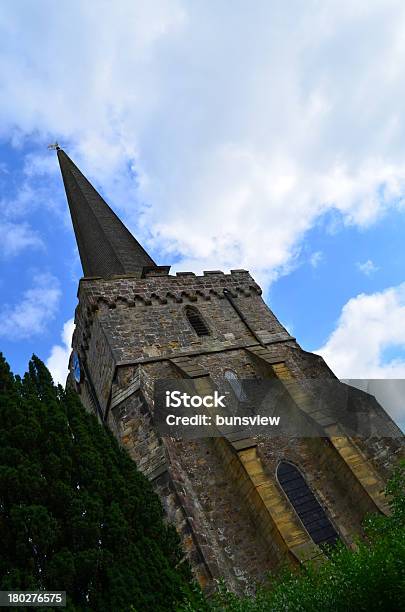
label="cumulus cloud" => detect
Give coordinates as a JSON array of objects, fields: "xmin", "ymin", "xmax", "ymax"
[
  {"xmin": 357, "ymin": 259, "xmax": 379, "ymax": 276},
  {"xmin": 46, "ymin": 318, "xmax": 74, "ymax": 386},
  {"xmin": 0, "ymin": 273, "xmax": 61, "ymax": 339},
  {"xmin": 315, "ymin": 283, "xmax": 405, "ymax": 378},
  {"xmin": 1, "ymin": 1, "xmax": 405, "ymax": 286},
  {"xmin": 315, "ymin": 284, "xmax": 405, "ymax": 427}
]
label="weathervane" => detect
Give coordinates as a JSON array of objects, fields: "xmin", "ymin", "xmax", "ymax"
[{"xmin": 47, "ymin": 142, "xmax": 60, "ymax": 151}]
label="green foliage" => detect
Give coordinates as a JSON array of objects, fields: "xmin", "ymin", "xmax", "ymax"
[
  {"xmin": 2, "ymin": 351, "xmax": 403, "ymax": 611},
  {"xmin": 182, "ymin": 461, "xmax": 405, "ymax": 612},
  {"xmin": 0, "ymin": 353, "xmax": 194, "ymax": 611}
]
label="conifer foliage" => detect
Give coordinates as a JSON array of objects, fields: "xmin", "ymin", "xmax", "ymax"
[{"xmin": 0, "ymin": 353, "xmax": 193, "ymax": 611}]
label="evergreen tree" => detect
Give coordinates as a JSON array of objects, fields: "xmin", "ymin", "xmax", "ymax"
[{"xmin": 0, "ymin": 353, "xmax": 193, "ymax": 611}]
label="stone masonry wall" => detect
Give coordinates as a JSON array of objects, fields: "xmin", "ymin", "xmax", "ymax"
[{"xmin": 70, "ymin": 269, "xmax": 404, "ymax": 592}]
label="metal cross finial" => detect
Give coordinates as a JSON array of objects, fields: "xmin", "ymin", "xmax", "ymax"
[{"xmin": 47, "ymin": 142, "xmax": 60, "ymax": 151}]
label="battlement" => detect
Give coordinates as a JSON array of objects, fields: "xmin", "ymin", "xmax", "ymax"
[
  {"xmin": 76, "ymin": 269, "xmax": 261, "ymax": 312},
  {"xmin": 71, "ymin": 266, "xmax": 289, "ymax": 382}
]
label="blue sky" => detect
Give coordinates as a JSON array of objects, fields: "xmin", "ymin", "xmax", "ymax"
[{"xmin": 1, "ymin": 1, "xmax": 405, "ymax": 429}]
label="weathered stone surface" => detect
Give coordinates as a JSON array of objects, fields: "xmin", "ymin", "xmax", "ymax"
[
  {"xmin": 60, "ymin": 150, "xmax": 404, "ymax": 593},
  {"xmin": 70, "ymin": 269, "xmax": 404, "ymax": 593}
]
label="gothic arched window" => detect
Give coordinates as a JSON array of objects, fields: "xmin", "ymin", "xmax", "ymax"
[
  {"xmin": 224, "ymin": 370, "xmax": 247, "ymax": 401},
  {"xmin": 277, "ymin": 461, "xmax": 339, "ymax": 546},
  {"xmin": 185, "ymin": 306, "xmax": 210, "ymax": 336}
]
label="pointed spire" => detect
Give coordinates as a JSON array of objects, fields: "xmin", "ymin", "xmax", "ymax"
[{"xmin": 57, "ymin": 149, "xmax": 161, "ymax": 279}]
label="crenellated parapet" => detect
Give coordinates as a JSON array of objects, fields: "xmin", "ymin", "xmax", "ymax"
[{"xmin": 72, "ymin": 269, "xmax": 271, "ymax": 359}]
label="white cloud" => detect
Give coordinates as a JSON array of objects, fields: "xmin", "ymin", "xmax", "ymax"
[
  {"xmin": 1, "ymin": 167, "xmax": 65, "ymax": 224},
  {"xmin": 1, "ymin": 2, "xmax": 405, "ymax": 285},
  {"xmin": 310, "ymin": 251, "xmax": 323, "ymax": 268},
  {"xmin": 0, "ymin": 273, "xmax": 61, "ymax": 339},
  {"xmin": 316, "ymin": 283, "xmax": 405, "ymax": 378},
  {"xmin": 46, "ymin": 318, "xmax": 74, "ymax": 386},
  {"xmin": 0, "ymin": 221, "xmax": 44, "ymax": 257},
  {"xmin": 357, "ymin": 259, "xmax": 379, "ymax": 276},
  {"xmin": 315, "ymin": 284, "xmax": 405, "ymax": 426}
]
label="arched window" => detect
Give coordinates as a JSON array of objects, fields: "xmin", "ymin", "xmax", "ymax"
[
  {"xmin": 277, "ymin": 462, "xmax": 339, "ymax": 546},
  {"xmin": 185, "ymin": 306, "xmax": 210, "ymax": 336},
  {"xmin": 224, "ymin": 370, "xmax": 247, "ymax": 401}
]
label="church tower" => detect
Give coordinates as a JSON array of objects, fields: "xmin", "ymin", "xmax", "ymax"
[{"xmin": 58, "ymin": 149, "xmax": 403, "ymax": 592}]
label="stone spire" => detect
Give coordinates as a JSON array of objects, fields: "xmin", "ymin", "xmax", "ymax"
[{"xmin": 57, "ymin": 148, "xmax": 159, "ymax": 278}]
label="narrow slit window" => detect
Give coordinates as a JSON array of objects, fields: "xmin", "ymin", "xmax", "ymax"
[
  {"xmin": 185, "ymin": 306, "xmax": 210, "ymax": 336},
  {"xmin": 224, "ymin": 370, "xmax": 248, "ymax": 401},
  {"xmin": 277, "ymin": 461, "xmax": 339, "ymax": 547}
]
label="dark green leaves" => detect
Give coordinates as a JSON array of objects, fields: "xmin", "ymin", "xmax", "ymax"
[{"xmin": 0, "ymin": 355, "xmax": 193, "ymax": 611}]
